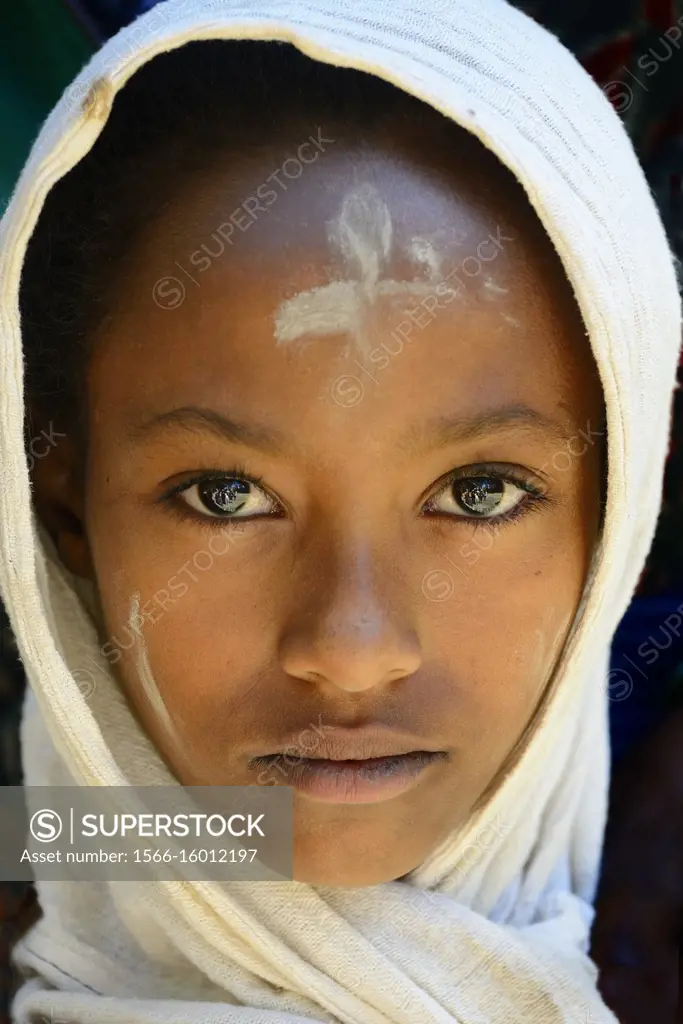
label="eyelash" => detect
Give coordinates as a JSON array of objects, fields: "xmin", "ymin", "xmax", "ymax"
[
  {"xmin": 159, "ymin": 462, "xmax": 551, "ymax": 532},
  {"xmin": 159, "ymin": 463, "xmax": 278, "ymax": 531},
  {"xmin": 421, "ymin": 463, "xmax": 551, "ymax": 534}
]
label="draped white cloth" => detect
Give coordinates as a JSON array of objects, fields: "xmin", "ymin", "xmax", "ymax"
[{"xmin": 0, "ymin": 0, "xmax": 681, "ymax": 1020}]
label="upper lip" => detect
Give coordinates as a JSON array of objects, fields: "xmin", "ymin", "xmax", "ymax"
[{"xmin": 253, "ymin": 724, "xmax": 445, "ymax": 762}]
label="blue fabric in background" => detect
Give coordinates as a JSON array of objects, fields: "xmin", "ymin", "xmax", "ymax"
[
  {"xmin": 608, "ymin": 594, "xmax": 683, "ymax": 761},
  {"xmin": 68, "ymin": 0, "xmax": 158, "ymax": 38}
]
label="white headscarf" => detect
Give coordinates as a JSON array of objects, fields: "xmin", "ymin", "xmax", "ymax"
[{"xmin": 1, "ymin": 0, "xmax": 680, "ymax": 1021}]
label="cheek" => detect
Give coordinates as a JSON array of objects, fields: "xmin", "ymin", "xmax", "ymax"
[
  {"xmin": 86, "ymin": 498, "xmax": 285, "ymax": 760},
  {"xmin": 422, "ymin": 513, "xmax": 587, "ymax": 745},
  {"xmin": 85, "ymin": 445, "xmax": 596, "ymax": 790}
]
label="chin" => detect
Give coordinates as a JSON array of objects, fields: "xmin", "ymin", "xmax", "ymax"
[
  {"xmin": 291, "ymin": 813, "xmax": 431, "ymax": 887},
  {"xmin": 292, "ymin": 856, "xmax": 418, "ymax": 887}
]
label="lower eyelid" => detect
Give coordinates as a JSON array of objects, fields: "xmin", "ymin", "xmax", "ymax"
[
  {"xmin": 455, "ymin": 494, "xmax": 547, "ymax": 530},
  {"xmin": 165, "ymin": 497, "xmax": 274, "ymax": 532},
  {"xmin": 424, "ymin": 487, "xmax": 545, "ymax": 523}
]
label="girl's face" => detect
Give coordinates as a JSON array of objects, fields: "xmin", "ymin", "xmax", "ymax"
[{"xmin": 39, "ymin": 121, "xmax": 603, "ymax": 886}]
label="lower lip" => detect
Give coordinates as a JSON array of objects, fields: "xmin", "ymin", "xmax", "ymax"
[{"xmin": 256, "ymin": 751, "xmax": 447, "ymax": 804}]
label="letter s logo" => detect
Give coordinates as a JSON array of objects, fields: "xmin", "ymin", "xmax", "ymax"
[{"xmin": 30, "ymin": 809, "xmax": 63, "ymax": 843}]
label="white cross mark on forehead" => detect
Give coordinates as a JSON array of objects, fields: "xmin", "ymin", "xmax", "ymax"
[{"xmin": 273, "ymin": 183, "xmax": 446, "ymax": 356}]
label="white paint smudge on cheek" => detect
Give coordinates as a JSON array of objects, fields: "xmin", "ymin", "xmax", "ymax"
[
  {"xmin": 129, "ymin": 594, "xmax": 188, "ymax": 766},
  {"xmin": 530, "ymin": 607, "xmax": 575, "ymax": 700}
]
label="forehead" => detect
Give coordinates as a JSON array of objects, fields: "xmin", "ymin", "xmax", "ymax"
[{"xmin": 88, "ymin": 127, "xmax": 598, "ymax": 445}]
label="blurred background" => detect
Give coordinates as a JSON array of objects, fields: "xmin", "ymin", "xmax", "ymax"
[{"xmin": 0, "ymin": 1, "xmax": 682, "ymax": 1016}]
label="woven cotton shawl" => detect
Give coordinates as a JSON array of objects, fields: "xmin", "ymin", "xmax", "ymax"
[{"xmin": 1, "ymin": 0, "xmax": 681, "ymax": 1021}]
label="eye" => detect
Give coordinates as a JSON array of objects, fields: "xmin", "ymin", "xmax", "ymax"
[
  {"xmin": 177, "ymin": 475, "xmax": 278, "ymax": 520},
  {"xmin": 423, "ymin": 469, "xmax": 540, "ymax": 521}
]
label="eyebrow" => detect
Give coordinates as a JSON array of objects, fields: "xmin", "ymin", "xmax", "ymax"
[
  {"xmin": 128, "ymin": 402, "xmax": 570, "ymax": 457},
  {"xmin": 396, "ymin": 404, "xmax": 572, "ymax": 456},
  {"xmin": 128, "ymin": 406, "xmax": 288, "ymax": 455}
]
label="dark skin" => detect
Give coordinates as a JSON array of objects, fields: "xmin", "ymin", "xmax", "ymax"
[{"xmin": 31, "ymin": 113, "xmax": 603, "ymax": 888}]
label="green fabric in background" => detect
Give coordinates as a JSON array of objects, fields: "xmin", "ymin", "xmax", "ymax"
[{"xmin": 0, "ymin": 0, "xmax": 94, "ymax": 208}]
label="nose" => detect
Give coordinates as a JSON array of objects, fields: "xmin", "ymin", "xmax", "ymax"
[{"xmin": 279, "ymin": 538, "xmax": 422, "ymax": 694}]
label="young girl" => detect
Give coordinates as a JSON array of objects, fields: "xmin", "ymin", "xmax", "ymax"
[{"xmin": 0, "ymin": 0, "xmax": 680, "ymax": 1021}]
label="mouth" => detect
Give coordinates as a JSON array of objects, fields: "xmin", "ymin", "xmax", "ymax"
[{"xmin": 248, "ymin": 725, "xmax": 449, "ymax": 804}]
